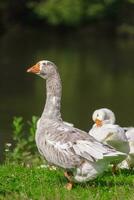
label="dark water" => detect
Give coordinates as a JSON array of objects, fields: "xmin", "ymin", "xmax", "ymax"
[{"xmin": 0, "ymin": 27, "xmax": 134, "ymax": 161}]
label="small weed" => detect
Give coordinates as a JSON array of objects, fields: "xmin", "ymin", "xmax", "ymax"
[{"xmin": 4, "ymin": 116, "xmax": 43, "ymax": 166}]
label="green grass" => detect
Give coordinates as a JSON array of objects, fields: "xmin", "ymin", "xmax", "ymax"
[{"xmin": 0, "ymin": 165, "xmax": 134, "ymax": 200}]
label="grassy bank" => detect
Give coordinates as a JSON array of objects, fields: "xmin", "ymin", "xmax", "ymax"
[
  {"xmin": 1, "ymin": 117, "xmax": 134, "ymax": 199},
  {"xmin": 0, "ymin": 165, "xmax": 134, "ymax": 200}
]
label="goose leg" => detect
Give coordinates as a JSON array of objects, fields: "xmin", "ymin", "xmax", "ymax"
[{"xmin": 64, "ymin": 171, "xmax": 73, "ymax": 190}]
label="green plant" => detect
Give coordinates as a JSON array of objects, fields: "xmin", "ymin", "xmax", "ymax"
[
  {"xmin": 5, "ymin": 116, "xmax": 43, "ymax": 166},
  {"xmin": 28, "ymin": 0, "xmax": 134, "ymax": 26},
  {"xmin": 27, "ymin": 116, "xmax": 38, "ymax": 153}
]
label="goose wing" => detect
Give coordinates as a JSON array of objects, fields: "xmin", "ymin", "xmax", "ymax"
[
  {"xmin": 71, "ymin": 128, "xmax": 122, "ymax": 161},
  {"xmin": 36, "ymin": 123, "xmax": 124, "ymax": 167}
]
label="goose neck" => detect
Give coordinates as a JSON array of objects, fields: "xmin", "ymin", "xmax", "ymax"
[{"xmin": 41, "ymin": 73, "xmax": 62, "ymax": 121}]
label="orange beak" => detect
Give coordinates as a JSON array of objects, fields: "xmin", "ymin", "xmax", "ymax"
[
  {"xmin": 95, "ymin": 119, "xmax": 102, "ymax": 127},
  {"xmin": 27, "ymin": 63, "xmax": 40, "ymax": 74}
]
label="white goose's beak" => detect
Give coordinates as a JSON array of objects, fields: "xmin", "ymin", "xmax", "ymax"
[
  {"xmin": 95, "ymin": 119, "xmax": 103, "ymax": 127},
  {"xmin": 27, "ymin": 63, "xmax": 40, "ymax": 74}
]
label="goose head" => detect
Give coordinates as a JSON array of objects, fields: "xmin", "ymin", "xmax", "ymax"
[
  {"xmin": 27, "ymin": 60, "xmax": 57, "ymax": 79},
  {"xmin": 92, "ymin": 108, "xmax": 116, "ymax": 127}
]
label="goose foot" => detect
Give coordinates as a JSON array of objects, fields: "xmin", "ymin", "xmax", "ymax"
[
  {"xmin": 64, "ymin": 182, "xmax": 73, "ymax": 190},
  {"xmin": 64, "ymin": 171, "xmax": 73, "ymax": 190}
]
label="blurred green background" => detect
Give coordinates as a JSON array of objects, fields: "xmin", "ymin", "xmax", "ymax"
[
  {"xmin": 0, "ymin": 0, "xmax": 134, "ymax": 161},
  {"xmin": 0, "ymin": 0, "xmax": 134, "ymax": 35}
]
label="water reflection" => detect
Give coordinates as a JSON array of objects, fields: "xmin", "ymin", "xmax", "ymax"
[{"xmin": 0, "ymin": 27, "xmax": 134, "ymax": 161}]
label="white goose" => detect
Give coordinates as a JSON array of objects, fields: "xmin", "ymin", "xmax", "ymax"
[
  {"xmin": 122, "ymin": 128, "xmax": 134, "ymax": 169},
  {"xmin": 89, "ymin": 108, "xmax": 129, "ymax": 171},
  {"xmin": 27, "ymin": 61, "xmax": 126, "ymax": 189}
]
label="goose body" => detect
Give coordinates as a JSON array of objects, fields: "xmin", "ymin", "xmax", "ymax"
[
  {"xmin": 89, "ymin": 108, "xmax": 129, "ymax": 163},
  {"xmin": 36, "ymin": 118, "xmax": 125, "ymax": 180},
  {"xmin": 27, "ymin": 61, "xmax": 126, "ymax": 188}
]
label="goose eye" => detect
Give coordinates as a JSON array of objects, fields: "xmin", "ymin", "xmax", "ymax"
[{"xmin": 42, "ymin": 62, "xmax": 46, "ymax": 66}]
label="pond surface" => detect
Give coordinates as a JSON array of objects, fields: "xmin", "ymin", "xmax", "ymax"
[{"xmin": 0, "ymin": 27, "xmax": 134, "ymax": 161}]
